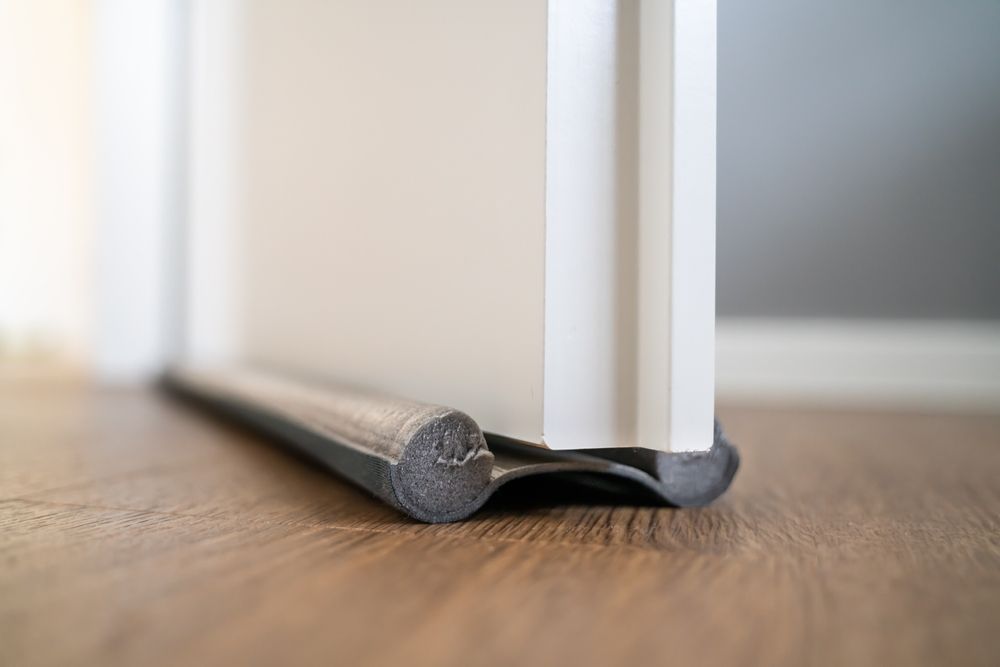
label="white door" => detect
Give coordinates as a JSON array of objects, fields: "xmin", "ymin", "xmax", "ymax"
[{"xmin": 185, "ymin": 0, "xmax": 717, "ymax": 452}]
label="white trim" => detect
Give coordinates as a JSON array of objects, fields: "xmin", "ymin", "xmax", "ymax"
[
  {"xmin": 185, "ymin": 0, "xmax": 244, "ymax": 365},
  {"xmin": 717, "ymin": 318, "xmax": 1000, "ymax": 412},
  {"xmin": 635, "ymin": 0, "xmax": 673, "ymax": 451},
  {"xmin": 93, "ymin": 0, "xmax": 187, "ymax": 382},
  {"xmin": 544, "ymin": 0, "xmax": 636, "ymax": 450},
  {"xmin": 544, "ymin": 0, "xmax": 716, "ymax": 452},
  {"xmin": 668, "ymin": 0, "xmax": 716, "ymax": 451},
  {"xmin": 637, "ymin": 0, "xmax": 716, "ymax": 452}
]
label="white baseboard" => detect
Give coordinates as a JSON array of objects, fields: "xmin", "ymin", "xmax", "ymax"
[{"xmin": 716, "ymin": 318, "xmax": 1000, "ymax": 412}]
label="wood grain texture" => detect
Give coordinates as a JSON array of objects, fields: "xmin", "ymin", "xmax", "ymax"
[{"xmin": 2, "ymin": 383, "xmax": 999, "ymax": 667}]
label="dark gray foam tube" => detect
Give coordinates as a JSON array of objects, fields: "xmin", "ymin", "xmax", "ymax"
[{"xmin": 164, "ymin": 367, "xmax": 738, "ymax": 523}]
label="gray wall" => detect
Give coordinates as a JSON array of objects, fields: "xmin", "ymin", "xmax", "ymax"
[{"xmin": 717, "ymin": 0, "xmax": 1000, "ymax": 320}]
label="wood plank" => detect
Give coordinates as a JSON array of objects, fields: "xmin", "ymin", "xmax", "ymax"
[{"xmin": 2, "ymin": 386, "xmax": 999, "ymax": 666}]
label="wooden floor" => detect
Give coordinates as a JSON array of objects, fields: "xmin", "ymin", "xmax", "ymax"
[{"xmin": 2, "ymin": 383, "xmax": 999, "ymax": 667}]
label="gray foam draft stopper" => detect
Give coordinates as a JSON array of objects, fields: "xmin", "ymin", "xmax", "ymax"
[{"xmin": 163, "ymin": 367, "xmax": 739, "ymax": 523}]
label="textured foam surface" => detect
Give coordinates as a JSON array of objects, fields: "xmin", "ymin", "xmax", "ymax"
[{"xmin": 164, "ymin": 367, "xmax": 739, "ymax": 523}]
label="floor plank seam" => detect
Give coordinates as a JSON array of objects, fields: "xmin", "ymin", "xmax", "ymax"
[{"xmin": 1, "ymin": 496, "xmax": 704, "ymax": 556}]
